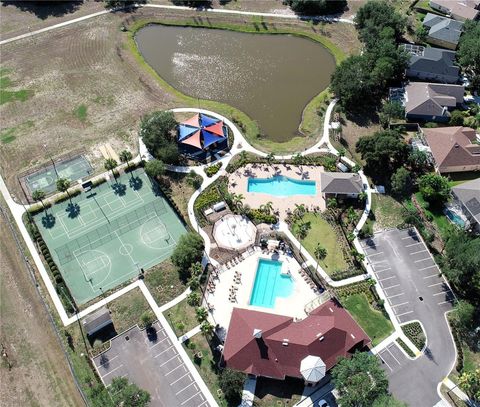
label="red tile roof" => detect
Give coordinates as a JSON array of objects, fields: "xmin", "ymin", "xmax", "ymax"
[{"xmin": 223, "ymin": 300, "xmax": 371, "ymax": 380}]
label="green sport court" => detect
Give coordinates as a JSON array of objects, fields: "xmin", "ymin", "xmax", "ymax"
[
  {"xmin": 33, "ymin": 168, "xmax": 187, "ymax": 305},
  {"xmin": 25, "ymin": 155, "xmax": 92, "ymax": 195}
]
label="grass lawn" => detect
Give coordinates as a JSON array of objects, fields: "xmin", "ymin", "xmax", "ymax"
[
  {"xmin": 107, "ymin": 287, "xmax": 153, "ymax": 334},
  {"xmin": 144, "ymin": 259, "xmax": 187, "ymax": 306},
  {"xmin": 414, "ymin": 192, "xmax": 451, "ymax": 237},
  {"xmin": 165, "ymin": 297, "xmax": 199, "ymax": 337},
  {"xmin": 254, "ymin": 377, "xmax": 303, "ymax": 407},
  {"xmin": 370, "ymin": 194, "xmax": 406, "ymax": 230},
  {"xmin": 183, "ymin": 333, "xmax": 227, "ymax": 407},
  {"xmin": 342, "ymin": 293, "xmax": 394, "ymax": 346},
  {"xmin": 291, "ymin": 212, "xmax": 348, "ymax": 274},
  {"xmin": 463, "ymin": 346, "xmax": 480, "ymax": 375}
]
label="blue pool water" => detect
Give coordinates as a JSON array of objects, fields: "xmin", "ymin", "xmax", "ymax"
[
  {"xmin": 247, "ymin": 175, "xmax": 316, "ymax": 197},
  {"xmin": 249, "ymin": 259, "xmax": 294, "ymax": 308},
  {"xmin": 445, "ymin": 209, "xmax": 465, "ymax": 228}
]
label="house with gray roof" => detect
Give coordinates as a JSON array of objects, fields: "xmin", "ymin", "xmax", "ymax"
[
  {"xmin": 430, "ymin": 0, "xmax": 480, "ymax": 21},
  {"xmin": 320, "ymin": 172, "xmax": 363, "ymax": 199},
  {"xmin": 423, "ymin": 13, "xmax": 464, "ymax": 49},
  {"xmin": 404, "ymin": 82, "xmax": 464, "ymax": 122},
  {"xmin": 402, "ymin": 44, "xmax": 460, "ymax": 83},
  {"xmin": 452, "ymin": 178, "xmax": 480, "ymax": 233}
]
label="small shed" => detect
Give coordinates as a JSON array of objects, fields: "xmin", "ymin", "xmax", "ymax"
[{"xmin": 82, "ymin": 307, "xmax": 113, "ymax": 337}]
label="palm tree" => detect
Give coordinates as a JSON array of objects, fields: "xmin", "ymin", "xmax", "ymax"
[
  {"xmin": 231, "ymin": 193, "xmax": 244, "ymax": 212},
  {"xmin": 293, "ymin": 203, "xmax": 306, "ymax": 223},
  {"xmin": 265, "ymin": 152, "xmax": 275, "ymax": 166},
  {"xmin": 292, "ymin": 153, "xmax": 303, "ymax": 167},
  {"xmin": 56, "ymin": 178, "xmax": 71, "ymax": 198},
  {"xmin": 337, "ymin": 148, "xmax": 346, "ymax": 161},
  {"xmin": 327, "ymin": 197, "xmax": 338, "ymax": 212},
  {"xmin": 32, "ymin": 189, "xmax": 46, "ymax": 209},
  {"xmin": 104, "ymin": 158, "xmax": 118, "ymax": 179},
  {"xmin": 200, "ymin": 321, "xmax": 214, "ymax": 339},
  {"xmin": 314, "ymin": 244, "xmax": 327, "ymax": 273},
  {"xmin": 347, "ymin": 206, "xmax": 359, "ymax": 225},
  {"xmin": 358, "ymin": 191, "xmax": 367, "ymax": 203},
  {"xmin": 297, "ymin": 222, "xmax": 310, "ymax": 240},
  {"xmin": 119, "ymin": 150, "xmax": 133, "ymax": 171},
  {"xmin": 260, "ymin": 201, "xmax": 273, "ymax": 215},
  {"xmin": 195, "ymin": 307, "xmax": 208, "ymax": 323}
]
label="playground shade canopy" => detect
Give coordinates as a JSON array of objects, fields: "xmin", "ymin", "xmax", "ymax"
[{"xmin": 178, "ymin": 113, "xmax": 227, "ymax": 150}]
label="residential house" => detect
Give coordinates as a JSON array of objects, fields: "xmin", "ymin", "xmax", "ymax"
[
  {"xmin": 404, "ymin": 82, "xmax": 464, "ymax": 122},
  {"xmin": 402, "ymin": 44, "xmax": 460, "ymax": 83},
  {"xmin": 423, "ymin": 13, "xmax": 464, "ymax": 49},
  {"xmin": 429, "ymin": 0, "xmax": 480, "ymax": 21},
  {"xmin": 421, "ymin": 126, "xmax": 480, "ymax": 172},
  {"xmin": 223, "ymin": 300, "xmax": 370, "ymax": 383},
  {"xmin": 320, "ymin": 172, "xmax": 363, "ymax": 199},
  {"xmin": 452, "ymin": 178, "xmax": 480, "ymax": 233}
]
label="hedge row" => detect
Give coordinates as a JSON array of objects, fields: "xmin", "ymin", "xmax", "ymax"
[
  {"xmin": 396, "ymin": 338, "xmax": 415, "ymax": 358},
  {"xmin": 204, "ymin": 162, "xmax": 222, "ymax": 178},
  {"xmin": 330, "ymin": 267, "xmax": 364, "ymax": 281}
]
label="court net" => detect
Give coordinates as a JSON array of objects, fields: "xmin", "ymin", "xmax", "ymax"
[{"xmin": 55, "ymin": 200, "xmax": 167, "ymax": 265}]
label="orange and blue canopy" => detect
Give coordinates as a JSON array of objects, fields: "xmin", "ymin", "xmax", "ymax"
[{"xmin": 178, "ymin": 113, "xmax": 226, "ymax": 150}]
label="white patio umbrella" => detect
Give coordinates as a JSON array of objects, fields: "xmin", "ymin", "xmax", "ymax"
[{"xmin": 300, "ymin": 355, "xmax": 326, "ymax": 383}]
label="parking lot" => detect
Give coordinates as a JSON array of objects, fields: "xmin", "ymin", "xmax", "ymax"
[
  {"xmin": 93, "ymin": 322, "xmax": 210, "ymax": 407},
  {"xmin": 377, "ymin": 342, "xmax": 409, "ymax": 374},
  {"xmin": 361, "ymin": 228, "xmax": 455, "ymax": 325}
]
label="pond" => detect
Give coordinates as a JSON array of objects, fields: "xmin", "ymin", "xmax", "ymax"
[{"xmin": 135, "ymin": 25, "xmax": 336, "ymax": 143}]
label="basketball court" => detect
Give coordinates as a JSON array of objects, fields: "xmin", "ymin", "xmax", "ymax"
[{"xmin": 33, "ymin": 169, "xmax": 187, "ymax": 305}]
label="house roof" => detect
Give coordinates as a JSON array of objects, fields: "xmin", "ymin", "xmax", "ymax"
[
  {"xmin": 405, "ymin": 82, "xmax": 464, "ymax": 116},
  {"xmin": 320, "ymin": 172, "xmax": 363, "ymax": 195},
  {"xmin": 432, "ymin": 0, "xmax": 480, "ymax": 20},
  {"xmin": 452, "ymin": 178, "xmax": 480, "ymax": 223},
  {"xmin": 422, "ymin": 126, "xmax": 480, "ymax": 171},
  {"xmin": 82, "ymin": 307, "xmax": 113, "ymax": 336},
  {"xmin": 403, "ymin": 45, "xmax": 460, "ymax": 79},
  {"xmin": 423, "ymin": 13, "xmax": 464, "ymax": 45},
  {"xmin": 223, "ymin": 300, "xmax": 371, "ymax": 380}
]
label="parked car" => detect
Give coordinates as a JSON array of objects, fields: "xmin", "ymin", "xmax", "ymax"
[{"xmin": 318, "ymin": 400, "xmax": 330, "ymax": 407}]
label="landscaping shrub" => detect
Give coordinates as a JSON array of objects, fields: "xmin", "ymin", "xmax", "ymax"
[
  {"xmin": 401, "ymin": 322, "xmax": 426, "ymax": 351},
  {"xmin": 204, "ymin": 162, "xmax": 222, "ymax": 177},
  {"xmin": 218, "ymin": 368, "xmax": 246, "ymax": 405},
  {"xmin": 171, "ymin": 233, "xmax": 204, "ymax": 282},
  {"xmin": 246, "ymin": 209, "xmax": 277, "ymax": 225},
  {"xmin": 396, "ymin": 338, "xmax": 415, "ymax": 358}
]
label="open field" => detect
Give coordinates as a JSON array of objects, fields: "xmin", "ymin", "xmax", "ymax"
[
  {"xmin": 0, "ymin": 206, "xmax": 83, "ymax": 407},
  {"xmin": 166, "ymin": 298, "xmax": 199, "ymax": 337},
  {"xmin": 342, "ymin": 293, "xmax": 394, "ymax": 346}
]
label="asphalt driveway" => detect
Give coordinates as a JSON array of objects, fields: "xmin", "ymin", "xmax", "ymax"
[
  {"xmin": 93, "ymin": 322, "xmax": 211, "ymax": 407},
  {"xmin": 361, "ymin": 228, "xmax": 457, "ymax": 407}
]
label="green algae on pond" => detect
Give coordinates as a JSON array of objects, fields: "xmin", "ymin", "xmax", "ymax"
[{"xmin": 135, "ymin": 25, "xmax": 335, "ymax": 143}]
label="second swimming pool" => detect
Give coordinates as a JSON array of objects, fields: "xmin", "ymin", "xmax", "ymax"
[
  {"xmin": 250, "ymin": 259, "xmax": 293, "ymax": 308},
  {"xmin": 247, "ymin": 175, "xmax": 316, "ymax": 197}
]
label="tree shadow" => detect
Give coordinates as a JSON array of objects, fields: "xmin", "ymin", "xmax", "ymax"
[
  {"xmin": 66, "ymin": 202, "xmax": 81, "ymax": 218},
  {"xmin": 129, "ymin": 176, "xmax": 143, "ymax": 191},
  {"xmin": 1, "ymin": 1, "xmax": 84, "ymax": 20},
  {"xmin": 42, "ymin": 213, "xmax": 56, "ymax": 228},
  {"xmin": 112, "ymin": 182, "xmax": 127, "ymax": 196}
]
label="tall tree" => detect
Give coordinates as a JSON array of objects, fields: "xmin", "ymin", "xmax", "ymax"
[
  {"xmin": 140, "ymin": 110, "xmax": 179, "ymax": 164},
  {"xmin": 418, "ymin": 173, "xmax": 451, "ymax": 205},
  {"xmin": 145, "ymin": 159, "xmax": 166, "ymax": 180},
  {"xmin": 171, "ymin": 233, "xmax": 204, "ymax": 281},
  {"xmin": 56, "ymin": 178, "xmax": 71, "ymax": 197},
  {"xmin": 332, "ymin": 352, "xmax": 389, "ymax": 407},
  {"xmin": 32, "ymin": 189, "xmax": 46, "ymax": 209},
  {"xmin": 109, "ymin": 377, "xmax": 150, "ymax": 407},
  {"xmin": 457, "ymin": 20, "xmax": 480, "ymax": 92},
  {"xmin": 119, "ymin": 149, "xmax": 133, "ymax": 170},
  {"xmin": 390, "ymin": 167, "xmax": 412, "ymax": 197},
  {"xmin": 285, "ymin": 0, "xmax": 347, "ymax": 15},
  {"xmin": 104, "ymin": 158, "xmax": 118, "ymax": 179}
]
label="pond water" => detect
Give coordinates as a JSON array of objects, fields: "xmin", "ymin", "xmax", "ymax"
[{"xmin": 135, "ymin": 25, "xmax": 335, "ymax": 142}]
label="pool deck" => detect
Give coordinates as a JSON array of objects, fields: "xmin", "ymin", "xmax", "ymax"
[
  {"xmin": 228, "ymin": 163, "xmax": 325, "ymax": 219},
  {"xmin": 207, "ymin": 251, "xmax": 319, "ymax": 330}
]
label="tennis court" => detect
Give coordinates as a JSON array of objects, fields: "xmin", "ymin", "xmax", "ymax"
[
  {"xmin": 25, "ymin": 155, "xmax": 92, "ymax": 195},
  {"xmin": 33, "ymin": 168, "xmax": 187, "ymax": 304}
]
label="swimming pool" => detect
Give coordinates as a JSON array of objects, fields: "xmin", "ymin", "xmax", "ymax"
[
  {"xmin": 249, "ymin": 259, "xmax": 293, "ymax": 308},
  {"xmin": 445, "ymin": 208, "xmax": 466, "ymax": 228},
  {"xmin": 247, "ymin": 176, "xmax": 316, "ymax": 197}
]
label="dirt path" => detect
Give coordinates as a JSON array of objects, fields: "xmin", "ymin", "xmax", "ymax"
[{"xmin": 0, "ymin": 207, "xmax": 84, "ymax": 407}]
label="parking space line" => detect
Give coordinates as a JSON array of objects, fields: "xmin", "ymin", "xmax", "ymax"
[
  {"xmin": 423, "ymin": 274, "xmax": 438, "ymax": 279},
  {"xmin": 165, "ymin": 363, "xmax": 185, "ymax": 377},
  {"xmin": 379, "ymin": 276, "xmax": 396, "ymax": 282},
  {"xmin": 372, "ymin": 260, "xmax": 388, "ymax": 265},
  {"xmin": 97, "ymin": 354, "xmax": 119, "ymax": 367},
  {"xmin": 388, "ymin": 293, "xmax": 405, "ymax": 299},
  {"xmin": 197, "ymin": 401, "xmax": 209, "ymax": 407},
  {"xmin": 368, "ymin": 252, "xmax": 384, "ymax": 257},
  {"xmin": 396, "ymin": 310, "xmax": 413, "ymax": 317},
  {"xmin": 410, "ymin": 249, "xmax": 427, "ymax": 255},
  {"xmin": 154, "ymin": 345, "xmax": 174, "ymax": 358},
  {"xmin": 433, "ymin": 291, "xmax": 450, "ymax": 296},
  {"xmin": 181, "ymin": 391, "xmax": 202, "ymax": 405},
  {"xmin": 374, "ymin": 267, "xmax": 391, "ymax": 273},
  {"xmin": 438, "ymin": 300, "xmax": 453, "ymax": 305},
  {"xmin": 414, "ymin": 258, "xmax": 431, "ymax": 263},
  {"xmin": 170, "ymin": 372, "xmax": 191, "ymax": 385},
  {"xmin": 405, "ymin": 242, "xmax": 423, "ymax": 247},
  {"xmin": 149, "ymin": 337, "xmax": 169, "ymax": 349},
  {"xmin": 385, "ymin": 346, "xmax": 402, "ymax": 365},
  {"xmin": 391, "ymin": 301, "xmax": 409, "ymax": 308},
  {"xmin": 101, "ymin": 364, "xmax": 123, "ymax": 378},
  {"xmin": 175, "ymin": 381, "xmax": 196, "ymax": 395},
  {"xmin": 384, "ymin": 284, "xmax": 400, "ymax": 290},
  {"xmin": 159, "ymin": 354, "xmax": 180, "ymax": 367},
  {"xmin": 419, "ymin": 265, "xmax": 438, "ymax": 271},
  {"xmin": 402, "ymin": 235, "xmax": 417, "ymax": 240},
  {"xmin": 428, "ymin": 282, "xmax": 444, "ymax": 288},
  {"xmin": 379, "ymin": 352, "xmax": 393, "ymax": 371}
]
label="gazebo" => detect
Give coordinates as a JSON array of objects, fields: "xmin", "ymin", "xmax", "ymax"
[
  {"xmin": 300, "ymin": 355, "xmax": 326, "ymax": 384},
  {"xmin": 178, "ymin": 113, "xmax": 228, "ymax": 156},
  {"xmin": 212, "ymin": 214, "xmax": 257, "ymax": 251}
]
